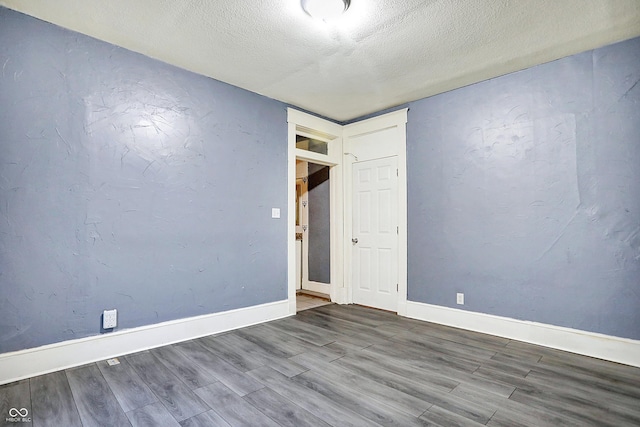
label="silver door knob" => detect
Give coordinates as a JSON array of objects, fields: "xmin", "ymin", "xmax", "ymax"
[{"xmin": 352, "ymin": 238, "xmax": 358, "ymax": 244}]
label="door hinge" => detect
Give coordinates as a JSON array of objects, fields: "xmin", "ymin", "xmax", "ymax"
[
  {"xmin": 396, "ymin": 168, "xmax": 399, "ymax": 177},
  {"xmin": 397, "ymin": 226, "xmax": 399, "ymax": 234},
  {"xmin": 397, "ymin": 284, "xmax": 399, "ymax": 292}
]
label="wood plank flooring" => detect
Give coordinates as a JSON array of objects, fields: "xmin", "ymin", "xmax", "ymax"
[
  {"xmin": 296, "ymin": 293, "xmax": 332, "ymax": 312},
  {"xmin": 1, "ymin": 304, "xmax": 639, "ymax": 426}
]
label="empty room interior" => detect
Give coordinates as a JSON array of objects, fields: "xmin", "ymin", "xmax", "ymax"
[{"xmin": 1, "ymin": 1, "xmax": 639, "ymax": 426}]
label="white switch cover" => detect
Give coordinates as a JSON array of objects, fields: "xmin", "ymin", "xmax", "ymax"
[
  {"xmin": 103, "ymin": 309, "xmax": 117, "ymax": 329},
  {"xmin": 271, "ymin": 208, "xmax": 280, "ymax": 219},
  {"xmin": 456, "ymin": 293, "xmax": 464, "ymax": 305}
]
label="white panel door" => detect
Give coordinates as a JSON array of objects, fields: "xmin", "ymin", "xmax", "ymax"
[{"xmin": 352, "ymin": 156, "xmax": 398, "ymax": 312}]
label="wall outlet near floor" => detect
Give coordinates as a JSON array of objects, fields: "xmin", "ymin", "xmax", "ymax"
[
  {"xmin": 456, "ymin": 293, "xmax": 464, "ymax": 305},
  {"xmin": 103, "ymin": 309, "xmax": 117, "ymax": 329}
]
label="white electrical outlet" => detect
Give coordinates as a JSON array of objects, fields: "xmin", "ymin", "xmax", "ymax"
[
  {"xmin": 103, "ymin": 309, "xmax": 117, "ymax": 329},
  {"xmin": 456, "ymin": 293, "xmax": 464, "ymax": 305}
]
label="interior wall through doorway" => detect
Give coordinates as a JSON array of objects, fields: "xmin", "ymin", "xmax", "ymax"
[{"xmin": 296, "ymin": 160, "xmax": 331, "ymax": 295}]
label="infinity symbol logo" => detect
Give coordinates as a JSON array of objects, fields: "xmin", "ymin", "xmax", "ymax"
[{"xmin": 8, "ymin": 407, "xmax": 28, "ymax": 417}]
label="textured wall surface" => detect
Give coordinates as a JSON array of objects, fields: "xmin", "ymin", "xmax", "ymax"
[
  {"xmin": 307, "ymin": 164, "xmax": 331, "ymax": 284},
  {"xmin": 407, "ymin": 36, "xmax": 640, "ymax": 340},
  {"xmin": 0, "ymin": 8, "xmax": 287, "ymax": 353}
]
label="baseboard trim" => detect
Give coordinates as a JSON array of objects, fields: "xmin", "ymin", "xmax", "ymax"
[
  {"xmin": 405, "ymin": 301, "xmax": 640, "ymax": 368},
  {"xmin": 0, "ymin": 299, "xmax": 291, "ymax": 385},
  {"xmin": 302, "ymin": 280, "xmax": 331, "ymax": 295}
]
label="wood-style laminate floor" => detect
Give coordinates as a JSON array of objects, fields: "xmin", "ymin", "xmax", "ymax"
[
  {"xmin": 296, "ymin": 293, "xmax": 332, "ymax": 312},
  {"xmin": 2, "ymin": 304, "xmax": 639, "ymax": 426}
]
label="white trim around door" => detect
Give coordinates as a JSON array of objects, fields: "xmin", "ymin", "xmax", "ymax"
[
  {"xmin": 287, "ymin": 109, "xmax": 344, "ymax": 314},
  {"xmin": 287, "ymin": 108, "xmax": 407, "ymax": 315},
  {"xmin": 343, "ymin": 109, "xmax": 408, "ymax": 315}
]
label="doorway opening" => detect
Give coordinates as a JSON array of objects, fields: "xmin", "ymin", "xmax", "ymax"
[
  {"xmin": 287, "ymin": 110, "xmax": 343, "ymax": 315},
  {"xmin": 287, "ymin": 108, "xmax": 407, "ymax": 316},
  {"xmin": 296, "ymin": 159, "xmax": 332, "ymax": 311}
]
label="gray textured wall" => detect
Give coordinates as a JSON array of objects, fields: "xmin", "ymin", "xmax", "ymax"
[
  {"xmin": 407, "ymin": 36, "xmax": 640, "ymax": 340},
  {"xmin": 307, "ymin": 163, "xmax": 330, "ymax": 284},
  {"xmin": 0, "ymin": 8, "xmax": 287, "ymax": 353}
]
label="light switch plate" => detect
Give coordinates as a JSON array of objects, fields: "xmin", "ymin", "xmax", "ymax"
[{"xmin": 271, "ymin": 208, "xmax": 280, "ymax": 219}]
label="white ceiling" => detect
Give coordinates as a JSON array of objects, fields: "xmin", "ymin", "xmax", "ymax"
[{"xmin": 1, "ymin": 0, "xmax": 639, "ymax": 121}]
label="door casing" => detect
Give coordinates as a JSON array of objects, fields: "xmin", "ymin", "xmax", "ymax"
[
  {"xmin": 287, "ymin": 108, "xmax": 407, "ymax": 315},
  {"xmin": 343, "ymin": 111, "xmax": 408, "ymax": 315}
]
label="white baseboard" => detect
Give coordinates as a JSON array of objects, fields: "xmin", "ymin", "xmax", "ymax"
[
  {"xmin": 302, "ymin": 280, "xmax": 331, "ymax": 295},
  {"xmin": 405, "ymin": 301, "xmax": 640, "ymax": 368},
  {"xmin": 0, "ymin": 299, "xmax": 291, "ymax": 385}
]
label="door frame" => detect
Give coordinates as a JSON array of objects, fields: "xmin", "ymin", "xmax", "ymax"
[
  {"xmin": 343, "ymin": 109, "xmax": 408, "ymax": 315},
  {"xmin": 286, "ymin": 108, "xmax": 407, "ymax": 316},
  {"xmin": 287, "ymin": 109, "xmax": 344, "ymax": 315}
]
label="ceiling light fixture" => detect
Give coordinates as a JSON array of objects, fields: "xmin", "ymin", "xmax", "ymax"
[{"xmin": 301, "ymin": 0, "xmax": 350, "ymax": 21}]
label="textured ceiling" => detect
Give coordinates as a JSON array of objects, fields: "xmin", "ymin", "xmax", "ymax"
[{"xmin": 1, "ymin": 0, "xmax": 639, "ymax": 121}]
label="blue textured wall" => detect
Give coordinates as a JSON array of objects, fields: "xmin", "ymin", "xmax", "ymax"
[
  {"xmin": 407, "ymin": 37, "xmax": 640, "ymax": 340},
  {"xmin": 0, "ymin": 8, "xmax": 287, "ymax": 353}
]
